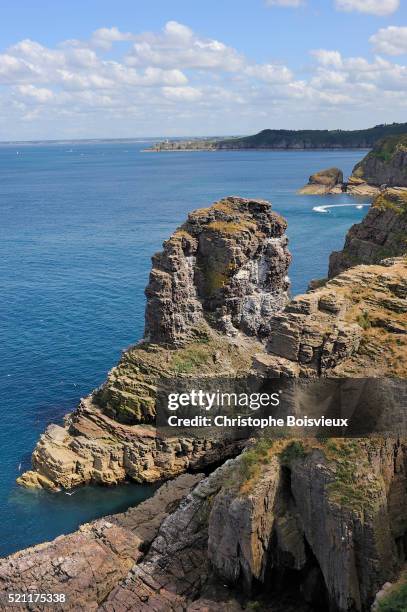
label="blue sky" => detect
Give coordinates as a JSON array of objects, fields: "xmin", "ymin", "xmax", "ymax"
[{"xmin": 0, "ymin": 0, "xmax": 406, "ymax": 139}]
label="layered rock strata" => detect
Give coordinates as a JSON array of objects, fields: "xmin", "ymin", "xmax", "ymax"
[
  {"xmin": 19, "ymin": 397, "xmax": 245, "ymax": 490},
  {"xmin": 6, "ymin": 440, "xmax": 407, "ymax": 612},
  {"xmin": 18, "ymin": 196, "xmax": 291, "ymax": 491},
  {"xmin": 255, "ymin": 257, "xmax": 407, "ymax": 378},
  {"xmin": 145, "ymin": 196, "xmax": 291, "ymax": 344},
  {"xmin": 329, "ymin": 188, "xmax": 407, "ymax": 277}
]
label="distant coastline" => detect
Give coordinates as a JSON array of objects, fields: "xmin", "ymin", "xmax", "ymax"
[{"xmin": 147, "ymin": 122, "xmax": 407, "ymax": 152}]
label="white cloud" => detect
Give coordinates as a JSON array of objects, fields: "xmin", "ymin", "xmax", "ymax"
[
  {"xmin": 17, "ymin": 84, "xmax": 54, "ymax": 102},
  {"xmin": 370, "ymin": 26, "xmax": 407, "ymax": 55},
  {"xmin": 335, "ymin": 0, "xmax": 399, "ymax": 16},
  {"xmin": 90, "ymin": 27, "xmax": 134, "ymax": 50},
  {"xmin": 0, "ymin": 20, "xmax": 406, "ymax": 139},
  {"xmin": 127, "ymin": 20, "xmax": 245, "ymax": 71},
  {"xmin": 265, "ymin": 0, "xmax": 303, "ymax": 6},
  {"xmin": 310, "ymin": 48, "xmax": 407, "ymax": 92},
  {"xmin": 162, "ymin": 86, "xmax": 202, "ymax": 101},
  {"xmin": 245, "ymin": 63, "xmax": 293, "ymax": 83},
  {"xmin": 310, "ymin": 49, "xmax": 343, "ymax": 68}
]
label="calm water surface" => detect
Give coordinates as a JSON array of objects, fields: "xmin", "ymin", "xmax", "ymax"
[{"xmin": 0, "ymin": 143, "xmax": 370, "ymax": 555}]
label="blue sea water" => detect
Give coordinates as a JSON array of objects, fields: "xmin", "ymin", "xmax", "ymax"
[{"xmin": 0, "ymin": 143, "xmax": 370, "ymax": 557}]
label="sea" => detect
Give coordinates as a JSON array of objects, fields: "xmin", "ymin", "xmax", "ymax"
[{"xmin": 0, "ymin": 142, "xmax": 371, "ymax": 556}]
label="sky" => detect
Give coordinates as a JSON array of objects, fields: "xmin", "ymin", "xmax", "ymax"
[{"xmin": 0, "ymin": 0, "xmax": 406, "ymax": 140}]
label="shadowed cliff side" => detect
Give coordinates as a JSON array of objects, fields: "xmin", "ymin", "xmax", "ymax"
[
  {"xmin": 329, "ymin": 188, "xmax": 407, "ymax": 278},
  {"xmin": 351, "ymin": 135, "xmax": 407, "ymax": 188}
]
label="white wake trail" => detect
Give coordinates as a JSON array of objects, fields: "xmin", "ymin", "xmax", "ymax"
[{"xmin": 313, "ymin": 203, "xmax": 369, "ymax": 214}]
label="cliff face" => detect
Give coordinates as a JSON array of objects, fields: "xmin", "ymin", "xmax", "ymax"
[
  {"xmin": 351, "ymin": 135, "xmax": 407, "ymax": 188},
  {"xmin": 329, "ymin": 188, "xmax": 407, "ymax": 277},
  {"xmin": 18, "ymin": 196, "xmax": 291, "ymax": 490},
  {"xmin": 145, "ymin": 196, "xmax": 290, "ymax": 344}
]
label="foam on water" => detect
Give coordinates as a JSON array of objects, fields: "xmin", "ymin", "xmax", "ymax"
[{"xmin": 313, "ymin": 202, "xmax": 370, "ymax": 213}]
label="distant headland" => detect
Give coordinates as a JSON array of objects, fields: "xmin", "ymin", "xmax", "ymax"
[{"xmin": 147, "ymin": 122, "xmax": 407, "ymax": 152}]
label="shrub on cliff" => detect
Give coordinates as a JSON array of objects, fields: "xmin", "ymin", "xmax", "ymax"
[{"xmin": 378, "ymin": 578, "xmax": 407, "ymax": 611}]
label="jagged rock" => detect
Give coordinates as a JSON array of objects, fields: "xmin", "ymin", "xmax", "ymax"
[
  {"xmin": 345, "ymin": 176, "xmax": 380, "ymax": 197},
  {"xmin": 255, "ymin": 257, "xmax": 407, "ymax": 378},
  {"xmin": 145, "ymin": 196, "xmax": 291, "ymax": 344},
  {"xmin": 351, "ymin": 135, "xmax": 407, "ymax": 188},
  {"xmin": 329, "ymin": 188, "xmax": 407, "ymax": 277},
  {"xmin": 0, "ymin": 473, "xmax": 203, "ymax": 611},
  {"xmin": 290, "ymin": 443, "xmax": 403, "ymax": 612},
  {"xmin": 19, "ymin": 196, "xmax": 291, "ymax": 490},
  {"xmin": 298, "ymin": 167, "xmax": 344, "ymax": 195}
]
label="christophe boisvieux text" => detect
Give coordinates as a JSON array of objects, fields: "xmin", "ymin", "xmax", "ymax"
[{"xmin": 166, "ymin": 390, "xmax": 348, "ymax": 428}]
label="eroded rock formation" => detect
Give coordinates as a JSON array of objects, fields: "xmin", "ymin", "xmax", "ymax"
[
  {"xmin": 145, "ymin": 196, "xmax": 291, "ymax": 344},
  {"xmin": 298, "ymin": 134, "xmax": 407, "ymax": 197},
  {"xmin": 0, "ymin": 473, "xmax": 203, "ymax": 610},
  {"xmin": 18, "ymin": 196, "xmax": 291, "ymax": 490},
  {"xmin": 5, "ymin": 440, "xmax": 407, "ymax": 612},
  {"xmin": 256, "ymin": 256, "xmax": 407, "ymax": 378}
]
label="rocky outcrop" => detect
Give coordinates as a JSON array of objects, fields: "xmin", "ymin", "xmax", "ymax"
[
  {"xmin": 351, "ymin": 135, "xmax": 407, "ymax": 188},
  {"xmin": 6, "ymin": 433, "xmax": 407, "ymax": 611},
  {"xmin": 298, "ymin": 167, "xmax": 344, "ymax": 195},
  {"xmin": 208, "ymin": 456, "xmax": 281, "ymax": 591},
  {"xmin": 100, "ymin": 457, "xmax": 240, "ymax": 611},
  {"xmin": 298, "ymin": 135, "xmax": 407, "ymax": 197},
  {"xmin": 18, "ymin": 196, "xmax": 291, "ymax": 490},
  {"xmin": 254, "ymin": 256, "xmax": 407, "ymax": 378},
  {"xmin": 145, "ymin": 196, "xmax": 291, "ymax": 344},
  {"xmin": 329, "ymin": 188, "xmax": 407, "ymax": 277},
  {"xmin": 0, "ymin": 473, "xmax": 203, "ymax": 611}
]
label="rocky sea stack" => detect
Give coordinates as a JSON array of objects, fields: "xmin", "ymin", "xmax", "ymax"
[
  {"xmin": 145, "ymin": 196, "xmax": 291, "ymax": 344},
  {"xmin": 18, "ymin": 196, "xmax": 291, "ymax": 491}
]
